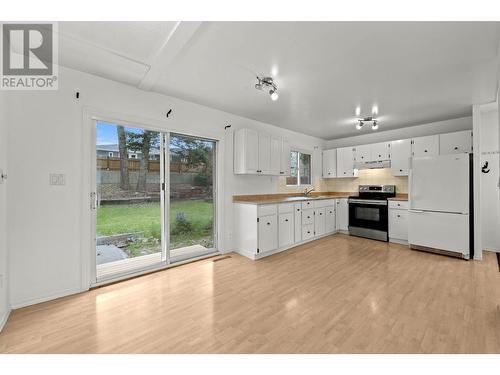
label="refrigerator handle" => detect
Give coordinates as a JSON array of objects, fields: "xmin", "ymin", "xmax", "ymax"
[{"xmin": 409, "ymin": 210, "xmax": 425, "ymax": 213}]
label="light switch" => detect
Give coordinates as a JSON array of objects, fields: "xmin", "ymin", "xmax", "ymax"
[{"xmin": 49, "ymin": 173, "xmax": 66, "ymax": 186}]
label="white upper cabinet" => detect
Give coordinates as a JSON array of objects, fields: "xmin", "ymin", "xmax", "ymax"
[
  {"xmin": 354, "ymin": 144, "xmax": 371, "ymax": 162},
  {"xmin": 322, "ymin": 149, "xmax": 337, "ymax": 178},
  {"xmin": 280, "ymin": 138, "xmax": 291, "ymax": 176},
  {"xmin": 390, "ymin": 139, "xmax": 412, "ymax": 176},
  {"xmin": 336, "ymin": 147, "xmax": 358, "ymax": 178},
  {"xmin": 411, "ymin": 135, "xmax": 439, "ymax": 157},
  {"xmin": 234, "ymin": 128, "xmax": 259, "ymax": 174},
  {"xmin": 269, "ymin": 135, "xmax": 281, "ymax": 175},
  {"xmin": 234, "ymin": 128, "xmax": 289, "ymax": 176},
  {"xmin": 258, "ymin": 133, "xmax": 271, "ymax": 174},
  {"xmin": 371, "ymin": 142, "xmax": 390, "ymax": 161},
  {"xmin": 439, "ymin": 130, "xmax": 472, "ymax": 155}
]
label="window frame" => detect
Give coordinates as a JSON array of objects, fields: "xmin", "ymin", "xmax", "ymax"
[{"xmin": 286, "ymin": 148, "xmax": 313, "ymax": 187}]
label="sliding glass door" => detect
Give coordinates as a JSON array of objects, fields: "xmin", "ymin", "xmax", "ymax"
[
  {"xmin": 93, "ymin": 121, "xmax": 217, "ymax": 282},
  {"xmin": 169, "ymin": 133, "xmax": 216, "ymax": 263}
]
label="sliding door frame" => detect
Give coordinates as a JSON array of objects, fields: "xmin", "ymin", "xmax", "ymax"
[{"xmin": 82, "ymin": 107, "xmax": 224, "ymax": 288}]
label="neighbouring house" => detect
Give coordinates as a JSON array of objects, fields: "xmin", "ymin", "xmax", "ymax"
[{"xmin": 96, "ymin": 144, "xmax": 161, "ymax": 160}]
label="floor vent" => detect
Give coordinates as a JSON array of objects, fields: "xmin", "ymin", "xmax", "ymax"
[{"xmin": 213, "ymin": 255, "xmax": 231, "ymax": 262}]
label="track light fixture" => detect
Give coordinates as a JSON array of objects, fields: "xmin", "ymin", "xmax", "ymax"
[
  {"xmin": 356, "ymin": 116, "xmax": 379, "ymax": 131},
  {"xmin": 255, "ymin": 76, "xmax": 279, "ymax": 101}
]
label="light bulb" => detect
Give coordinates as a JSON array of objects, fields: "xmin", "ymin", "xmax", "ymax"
[
  {"xmin": 372, "ymin": 121, "xmax": 378, "ymax": 130},
  {"xmin": 270, "ymin": 89, "xmax": 279, "ymax": 101},
  {"xmin": 356, "ymin": 121, "xmax": 363, "ymax": 130}
]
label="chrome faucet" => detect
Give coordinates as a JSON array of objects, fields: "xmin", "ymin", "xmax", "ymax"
[{"xmin": 304, "ymin": 187, "xmax": 315, "ymax": 196}]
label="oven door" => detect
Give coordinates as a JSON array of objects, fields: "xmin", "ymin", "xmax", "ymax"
[{"xmin": 348, "ymin": 199, "xmax": 388, "ymax": 232}]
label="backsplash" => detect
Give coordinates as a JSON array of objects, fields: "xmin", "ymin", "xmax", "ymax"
[{"xmin": 324, "ymin": 168, "xmax": 408, "ymax": 193}]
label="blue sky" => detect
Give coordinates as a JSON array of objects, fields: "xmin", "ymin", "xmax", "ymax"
[{"xmin": 96, "ymin": 120, "xmax": 144, "ymax": 145}]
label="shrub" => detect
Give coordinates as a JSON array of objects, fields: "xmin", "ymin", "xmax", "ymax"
[{"xmin": 172, "ymin": 212, "xmax": 193, "ymax": 234}]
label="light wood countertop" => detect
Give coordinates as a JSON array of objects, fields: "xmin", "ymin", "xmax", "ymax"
[{"xmin": 233, "ymin": 192, "xmax": 355, "ymax": 205}]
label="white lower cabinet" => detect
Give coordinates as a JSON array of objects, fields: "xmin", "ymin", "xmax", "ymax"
[
  {"xmin": 302, "ymin": 224, "xmax": 315, "ymax": 240},
  {"xmin": 325, "ymin": 206, "xmax": 336, "ymax": 233},
  {"xmin": 278, "ymin": 212, "xmax": 294, "ymax": 248},
  {"xmin": 336, "ymin": 198, "xmax": 349, "ymax": 231},
  {"xmin": 388, "ymin": 200, "xmax": 408, "ymax": 243},
  {"xmin": 315, "ymin": 207, "xmax": 326, "ymax": 236},
  {"xmin": 258, "ymin": 214, "xmax": 278, "ymax": 253},
  {"xmin": 234, "ymin": 199, "xmax": 340, "ymax": 260}
]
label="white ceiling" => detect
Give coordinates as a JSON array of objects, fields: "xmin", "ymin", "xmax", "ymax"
[{"xmin": 58, "ymin": 21, "xmax": 500, "ymax": 139}]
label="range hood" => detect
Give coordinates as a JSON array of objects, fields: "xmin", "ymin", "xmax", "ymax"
[{"xmin": 354, "ymin": 160, "xmax": 391, "ymax": 170}]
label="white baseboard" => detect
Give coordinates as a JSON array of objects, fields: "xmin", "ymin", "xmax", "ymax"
[
  {"xmin": 10, "ymin": 287, "xmax": 84, "ymax": 310},
  {"xmin": 389, "ymin": 238, "xmax": 409, "ymax": 245},
  {"xmin": 0, "ymin": 308, "xmax": 11, "ymax": 332}
]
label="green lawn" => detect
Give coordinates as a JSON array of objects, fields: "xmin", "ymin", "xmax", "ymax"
[{"xmin": 97, "ymin": 200, "xmax": 214, "ymax": 256}]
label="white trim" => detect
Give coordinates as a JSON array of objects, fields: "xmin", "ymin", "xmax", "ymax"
[
  {"xmin": 389, "ymin": 238, "xmax": 409, "ymax": 246},
  {"xmin": 10, "ymin": 287, "xmax": 83, "ymax": 310},
  {"xmin": 472, "ymin": 104, "xmax": 484, "ymax": 260},
  {"xmin": 0, "ymin": 308, "xmax": 10, "ymax": 332},
  {"xmin": 82, "ymin": 106, "xmax": 225, "ymax": 289}
]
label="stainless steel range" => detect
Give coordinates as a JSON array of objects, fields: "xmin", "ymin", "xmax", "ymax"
[{"xmin": 348, "ymin": 185, "xmax": 396, "ymax": 241}]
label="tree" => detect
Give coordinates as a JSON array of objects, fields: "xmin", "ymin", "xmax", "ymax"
[
  {"xmin": 117, "ymin": 125, "xmax": 129, "ymax": 190},
  {"xmin": 128, "ymin": 130, "xmax": 160, "ymax": 192}
]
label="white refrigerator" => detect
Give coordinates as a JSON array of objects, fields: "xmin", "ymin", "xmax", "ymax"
[{"xmin": 408, "ymin": 153, "xmax": 471, "ymax": 259}]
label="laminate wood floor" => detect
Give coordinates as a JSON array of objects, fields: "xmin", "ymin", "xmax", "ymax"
[{"xmin": 1, "ymin": 234, "xmax": 500, "ymax": 353}]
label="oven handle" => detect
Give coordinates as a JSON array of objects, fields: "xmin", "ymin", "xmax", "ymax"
[{"xmin": 348, "ymin": 199, "xmax": 387, "ymax": 206}]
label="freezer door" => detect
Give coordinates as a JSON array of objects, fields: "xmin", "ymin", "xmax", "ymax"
[
  {"xmin": 408, "ymin": 210, "xmax": 469, "ymax": 256},
  {"xmin": 410, "ymin": 154, "xmax": 469, "ymax": 213}
]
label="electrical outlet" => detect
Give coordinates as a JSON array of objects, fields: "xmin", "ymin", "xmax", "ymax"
[{"xmin": 49, "ymin": 173, "xmax": 66, "ymax": 186}]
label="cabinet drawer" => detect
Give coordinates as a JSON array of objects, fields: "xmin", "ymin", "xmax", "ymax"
[
  {"xmin": 302, "ymin": 224, "xmax": 315, "ymax": 240},
  {"xmin": 278, "ymin": 203, "xmax": 294, "ymax": 214},
  {"xmin": 302, "ymin": 209, "xmax": 314, "ymax": 225},
  {"xmin": 388, "ymin": 200, "xmax": 409, "ymax": 210},
  {"xmin": 301, "ymin": 200, "xmax": 314, "ymax": 209},
  {"xmin": 258, "ymin": 204, "xmax": 277, "ymax": 217}
]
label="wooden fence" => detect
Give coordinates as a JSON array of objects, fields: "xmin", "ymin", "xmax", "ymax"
[{"xmin": 97, "ymin": 157, "xmax": 203, "ymax": 173}]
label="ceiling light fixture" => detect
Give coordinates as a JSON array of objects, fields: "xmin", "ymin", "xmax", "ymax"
[
  {"xmin": 255, "ymin": 76, "xmax": 279, "ymax": 101},
  {"xmin": 356, "ymin": 116, "xmax": 379, "ymax": 131}
]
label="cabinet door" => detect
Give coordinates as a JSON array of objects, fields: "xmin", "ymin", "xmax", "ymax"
[
  {"xmin": 439, "ymin": 130, "xmax": 472, "ymax": 155},
  {"xmin": 322, "ymin": 149, "xmax": 337, "ymax": 178},
  {"xmin": 390, "ymin": 139, "xmax": 411, "ymax": 176},
  {"xmin": 294, "ymin": 203, "xmax": 302, "ymax": 243},
  {"xmin": 234, "ymin": 128, "xmax": 259, "ymax": 174},
  {"xmin": 371, "ymin": 142, "xmax": 390, "ymax": 161},
  {"xmin": 278, "ymin": 212, "xmax": 294, "ymax": 248},
  {"xmin": 354, "ymin": 144, "xmax": 371, "ymax": 162},
  {"xmin": 336, "ymin": 147, "xmax": 357, "ymax": 178},
  {"xmin": 258, "ymin": 133, "xmax": 271, "ymax": 174},
  {"xmin": 258, "ymin": 215, "xmax": 278, "ymax": 253},
  {"xmin": 411, "ymin": 135, "xmax": 439, "ymax": 157},
  {"xmin": 268, "ymin": 136, "xmax": 281, "ymax": 175},
  {"xmin": 280, "ymin": 138, "xmax": 291, "ymax": 176},
  {"xmin": 389, "ymin": 209, "xmax": 408, "ymax": 241},
  {"xmin": 302, "ymin": 209, "xmax": 314, "ymax": 225},
  {"xmin": 302, "ymin": 224, "xmax": 315, "ymax": 241},
  {"xmin": 325, "ymin": 205, "xmax": 336, "ymax": 233},
  {"xmin": 315, "ymin": 207, "xmax": 326, "ymax": 236},
  {"xmin": 336, "ymin": 198, "xmax": 349, "ymax": 231}
]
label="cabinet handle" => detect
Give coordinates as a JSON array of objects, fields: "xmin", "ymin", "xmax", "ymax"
[
  {"xmin": 454, "ymin": 146, "xmax": 458, "ymax": 150},
  {"xmin": 307, "ymin": 216, "xmax": 310, "ymax": 219},
  {"xmin": 397, "ymin": 215, "xmax": 401, "ymax": 218},
  {"xmin": 285, "ymin": 219, "xmax": 289, "ymax": 222},
  {"xmin": 297, "ymin": 209, "xmax": 300, "ymax": 211},
  {"xmin": 280, "ymin": 171, "xmax": 284, "ymax": 174},
  {"xmin": 399, "ymin": 169, "xmax": 403, "ymax": 172},
  {"xmin": 378, "ymin": 154, "xmax": 381, "ymax": 157},
  {"xmin": 319, "ymin": 213, "xmax": 323, "ymax": 215},
  {"xmin": 267, "ymin": 222, "xmax": 271, "ymax": 225},
  {"xmin": 307, "ymin": 231, "xmax": 310, "ymax": 234},
  {"xmin": 424, "ymin": 150, "xmax": 428, "ymax": 153}
]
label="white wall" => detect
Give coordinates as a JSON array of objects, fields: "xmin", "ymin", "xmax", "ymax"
[
  {"xmin": 0, "ymin": 90, "xmax": 9, "ymax": 328},
  {"xmin": 326, "ymin": 117, "xmax": 472, "ymax": 149},
  {"xmin": 5, "ymin": 66, "xmax": 326, "ymax": 308},
  {"xmin": 479, "ymin": 107, "xmax": 500, "ymax": 252}
]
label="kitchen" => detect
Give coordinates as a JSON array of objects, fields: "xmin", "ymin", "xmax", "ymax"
[{"xmin": 232, "ymin": 125, "xmax": 479, "ymax": 260}]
